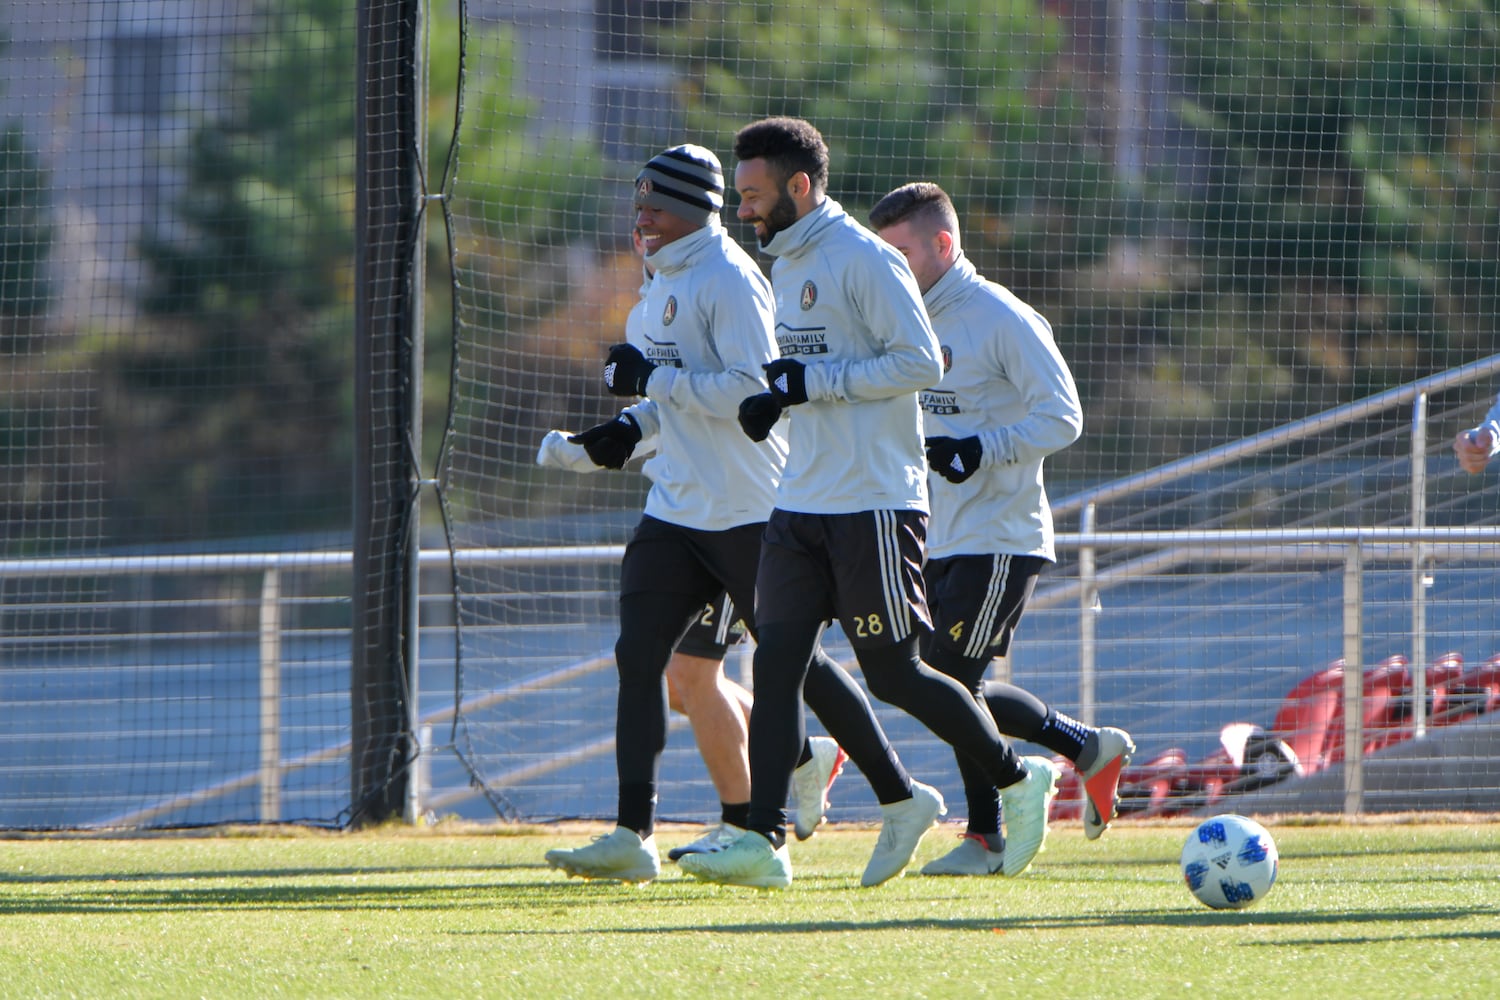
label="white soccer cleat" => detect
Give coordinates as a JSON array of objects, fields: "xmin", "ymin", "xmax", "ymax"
[
  {"xmin": 1080, "ymin": 727, "xmax": 1135, "ymax": 841},
  {"xmin": 678, "ymin": 831, "xmax": 792, "ymax": 889},
  {"xmin": 862, "ymin": 781, "xmax": 946, "ymax": 887},
  {"xmin": 999, "ymin": 756, "xmax": 1061, "ymax": 877},
  {"xmin": 792, "ymin": 736, "xmax": 847, "ymax": 841},
  {"xmin": 667, "ymin": 822, "xmax": 747, "ymax": 862},
  {"xmin": 919, "ymin": 833, "xmax": 1005, "ymax": 876},
  {"xmin": 544, "ymin": 827, "xmax": 660, "ymax": 883}
]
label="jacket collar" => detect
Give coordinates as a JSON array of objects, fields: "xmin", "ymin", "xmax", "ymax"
[
  {"xmin": 763, "ymin": 198, "xmax": 844, "ymax": 259},
  {"xmin": 647, "ymin": 220, "xmax": 722, "ymax": 276},
  {"xmin": 923, "ymin": 251, "xmax": 978, "ymax": 317}
]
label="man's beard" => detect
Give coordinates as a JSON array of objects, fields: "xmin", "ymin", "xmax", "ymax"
[{"xmin": 755, "ymin": 188, "xmax": 801, "ymax": 246}]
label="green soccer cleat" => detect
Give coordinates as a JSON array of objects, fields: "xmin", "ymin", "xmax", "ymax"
[
  {"xmin": 862, "ymin": 780, "xmax": 945, "ymax": 887},
  {"xmin": 919, "ymin": 833, "xmax": 1005, "ymax": 876},
  {"xmin": 544, "ymin": 827, "xmax": 660, "ymax": 883},
  {"xmin": 667, "ymin": 822, "xmax": 746, "ymax": 862},
  {"xmin": 999, "ymin": 756, "xmax": 1061, "ymax": 877},
  {"xmin": 678, "ymin": 831, "xmax": 792, "ymax": 889}
]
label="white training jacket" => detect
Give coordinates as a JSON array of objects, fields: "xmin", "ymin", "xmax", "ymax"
[
  {"xmin": 619, "ymin": 221, "xmax": 788, "ymax": 531},
  {"xmin": 920, "ymin": 253, "xmax": 1083, "ymax": 562},
  {"xmin": 760, "ymin": 199, "xmax": 943, "ymax": 515}
]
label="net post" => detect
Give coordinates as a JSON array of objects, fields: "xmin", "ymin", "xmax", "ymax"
[{"xmin": 351, "ymin": 0, "xmax": 422, "ymax": 827}]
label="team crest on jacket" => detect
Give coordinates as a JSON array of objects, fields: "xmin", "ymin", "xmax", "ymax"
[
  {"xmin": 800, "ymin": 281, "xmax": 818, "ymax": 310},
  {"xmin": 941, "ymin": 345, "xmax": 953, "ymax": 372},
  {"xmin": 662, "ymin": 295, "xmax": 677, "ymax": 326}
]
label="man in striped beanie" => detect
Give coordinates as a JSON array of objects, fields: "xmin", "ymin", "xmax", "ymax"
[{"xmin": 632, "ymin": 143, "xmax": 725, "ymax": 231}]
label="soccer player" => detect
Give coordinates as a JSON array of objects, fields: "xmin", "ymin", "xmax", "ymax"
[
  {"xmin": 542, "ymin": 144, "xmax": 939, "ymax": 887},
  {"xmin": 869, "ymin": 182, "xmax": 1135, "ymax": 876},
  {"xmin": 680, "ymin": 118, "xmax": 1060, "ymax": 891},
  {"xmin": 1454, "ymin": 395, "xmax": 1500, "ymax": 473},
  {"xmin": 537, "ymin": 229, "xmax": 841, "ymax": 861}
]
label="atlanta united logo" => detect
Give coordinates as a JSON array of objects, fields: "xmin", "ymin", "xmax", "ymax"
[
  {"xmin": 941, "ymin": 345, "xmax": 952, "ymax": 372},
  {"xmin": 800, "ymin": 281, "xmax": 817, "ymax": 310},
  {"xmin": 662, "ymin": 296, "xmax": 677, "ymax": 327},
  {"xmin": 637, "ymin": 177, "xmax": 653, "ymax": 200}
]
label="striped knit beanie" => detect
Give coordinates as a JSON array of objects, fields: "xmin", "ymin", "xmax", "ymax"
[{"xmin": 635, "ymin": 144, "xmax": 725, "ymax": 226}]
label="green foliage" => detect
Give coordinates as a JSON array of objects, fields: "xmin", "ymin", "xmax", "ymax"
[
  {"xmin": 107, "ymin": 0, "xmax": 359, "ymax": 541},
  {"xmin": 662, "ymin": 0, "xmax": 1130, "ymax": 288},
  {"xmin": 0, "ymin": 124, "xmax": 52, "ymax": 328},
  {"xmin": 440, "ymin": 21, "xmax": 594, "ymax": 244},
  {"xmin": 0, "ymin": 23, "xmax": 54, "ymax": 334},
  {"xmin": 440, "ymin": 15, "xmax": 606, "ymax": 326},
  {"xmin": 138, "ymin": 1, "xmax": 355, "ymax": 320},
  {"xmin": 1166, "ymin": 0, "xmax": 1500, "ymax": 380},
  {"xmin": 0, "ymin": 31, "xmax": 61, "ymax": 552}
]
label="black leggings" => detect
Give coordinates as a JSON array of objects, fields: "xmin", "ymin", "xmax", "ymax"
[
  {"xmin": 613, "ymin": 591, "xmax": 704, "ymax": 833},
  {"xmin": 615, "ymin": 594, "xmax": 914, "ymax": 836},
  {"xmin": 923, "ymin": 644, "xmax": 1047, "ymax": 834},
  {"xmin": 857, "ymin": 635, "xmax": 1026, "ymax": 790}
]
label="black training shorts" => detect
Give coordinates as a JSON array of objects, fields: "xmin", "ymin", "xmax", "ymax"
[
  {"xmin": 924, "ymin": 552, "xmax": 1046, "ymax": 660},
  {"xmin": 675, "ymin": 591, "xmax": 748, "ymax": 660},
  {"xmin": 755, "ymin": 508, "xmax": 932, "ymax": 648}
]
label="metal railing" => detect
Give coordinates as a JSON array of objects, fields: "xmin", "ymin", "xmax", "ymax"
[{"xmin": 7, "ymin": 528, "xmax": 1497, "ymax": 826}]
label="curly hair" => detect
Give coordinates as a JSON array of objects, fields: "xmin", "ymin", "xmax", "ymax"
[{"xmin": 732, "ymin": 117, "xmax": 830, "ymax": 194}]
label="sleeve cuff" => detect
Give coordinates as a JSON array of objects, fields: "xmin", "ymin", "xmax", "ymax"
[
  {"xmin": 802, "ymin": 363, "xmax": 830, "ymax": 402},
  {"xmin": 978, "ymin": 427, "xmax": 1013, "ymax": 469}
]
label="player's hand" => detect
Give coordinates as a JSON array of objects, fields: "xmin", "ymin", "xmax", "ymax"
[
  {"xmin": 604, "ymin": 343, "xmax": 655, "ymax": 397},
  {"xmin": 763, "ymin": 359, "xmax": 808, "ymax": 405},
  {"xmin": 1454, "ymin": 428, "xmax": 1495, "ymax": 475},
  {"xmin": 737, "ymin": 393, "xmax": 784, "ymax": 442},
  {"xmin": 925, "ymin": 435, "xmax": 983, "ymax": 484},
  {"xmin": 568, "ymin": 413, "xmax": 642, "ymax": 469}
]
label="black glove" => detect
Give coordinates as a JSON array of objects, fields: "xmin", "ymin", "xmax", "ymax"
[
  {"xmin": 763, "ymin": 358, "xmax": 808, "ymax": 405},
  {"xmin": 737, "ymin": 393, "xmax": 784, "ymax": 443},
  {"xmin": 569, "ymin": 413, "xmax": 642, "ymax": 469},
  {"xmin": 925, "ymin": 435, "xmax": 983, "ymax": 484},
  {"xmin": 604, "ymin": 343, "xmax": 655, "ymax": 397}
]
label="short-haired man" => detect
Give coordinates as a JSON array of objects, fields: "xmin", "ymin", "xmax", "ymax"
[{"xmin": 870, "ymin": 181, "xmax": 1135, "ymax": 876}]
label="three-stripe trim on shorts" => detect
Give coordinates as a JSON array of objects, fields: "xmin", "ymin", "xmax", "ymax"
[
  {"xmin": 964, "ymin": 553, "xmax": 1011, "ymax": 659},
  {"xmin": 873, "ymin": 510, "xmax": 913, "ymax": 638}
]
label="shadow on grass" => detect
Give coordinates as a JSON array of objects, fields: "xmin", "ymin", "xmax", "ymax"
[
  {"xmin": 460, "ymin": 901, "xmax": 1500, "ymax": 936},
  {"xmin": 0, "ymin": 864, "xmax": 501, "ymax": 885},
  {"xmin": 5, "ymin": 874, "xmax": 1497, "ymax": 945}
]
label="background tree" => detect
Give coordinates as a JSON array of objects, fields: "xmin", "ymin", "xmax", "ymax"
[
  {"xmin": 102, "ymin": 0, "xmax": 359, "ymax": 542},
  {"xmin": 659, "ymin": 0, "xmax": 1140, "ymax": 481},
  {"xmin": 1157, "ymin": 0, "xmax": 1500, "ymax": 415},
  {"xmin": 0, "ymin": 25, "xmax": 61, "ymax": 553},
  {"xmin": 0, "ymin": 122, "xmax": 52, "ymax": 336}
]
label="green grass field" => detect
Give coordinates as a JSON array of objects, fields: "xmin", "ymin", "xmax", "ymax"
[{"xmin": 1, "ymin": 817, "xmax": 1496, "ymax": 998}]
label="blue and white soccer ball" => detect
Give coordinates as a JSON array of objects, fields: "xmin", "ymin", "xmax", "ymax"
[{"xmin": 1180, "ymin": 814, "xmax": 1279, "ymax": 910}]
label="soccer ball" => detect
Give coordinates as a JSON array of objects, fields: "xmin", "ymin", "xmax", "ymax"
[{"xmin": 1180, "ymin": 814, "xmax": 1279, "ymax": 910}]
